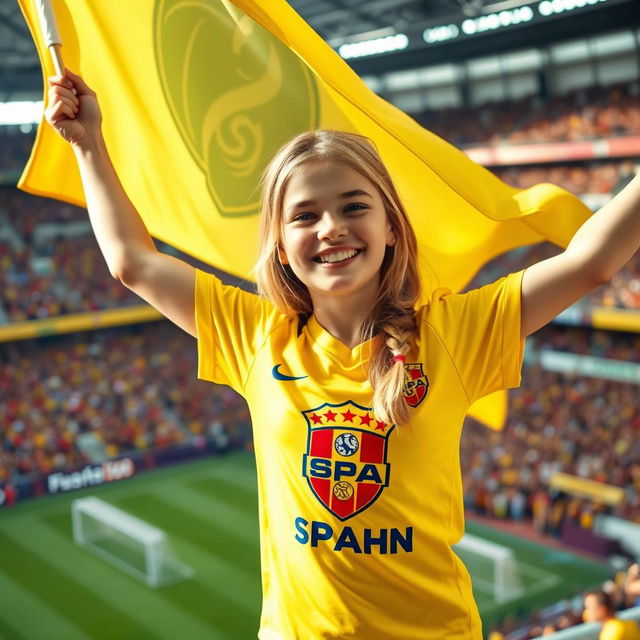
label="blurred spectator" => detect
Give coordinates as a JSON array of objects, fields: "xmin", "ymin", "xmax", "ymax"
[
  {"xmin": 582, "ymin": 590, "xmax": 640, "ymax": 639},
  {"xmin": 532, "ymin": 486, "xmax": 551, "ymax": 534},
  {"xmin": 509, "ymin": 487, "xmax": 527, "ymax": 521},
  {"xmin": 625, "ymin": 565, "xmax": 640, "ymax": 608}
]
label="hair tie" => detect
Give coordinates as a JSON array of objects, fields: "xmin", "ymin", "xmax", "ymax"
[{"xmin": 392, "ymin": 354, "xmax": 406, "ymax": 364}]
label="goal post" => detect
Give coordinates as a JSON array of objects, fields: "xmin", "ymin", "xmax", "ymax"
[
  {"xmin": 72, "ymin": 496, "xmax": 194, "ymax": 588},
  {"xmin": 453, "ymin": 533, "xmax": 523, "ymax": 603}
]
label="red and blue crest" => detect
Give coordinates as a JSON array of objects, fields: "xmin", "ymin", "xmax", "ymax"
[
  {"xmin": 402, "ymin": 363, "xmax": 429, "ymax": 407},
  {"xmin": 301, "ymin": 401, "xmax": 394, "ymax": 521}
]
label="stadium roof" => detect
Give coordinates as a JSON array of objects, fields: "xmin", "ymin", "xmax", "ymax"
[{"xmin": 1, "ymin": 0, "xmax": 639, "ymax": 99}]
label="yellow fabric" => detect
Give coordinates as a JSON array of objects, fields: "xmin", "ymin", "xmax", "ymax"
[
  {"xmin": 601, "ymin": 619, "xmax": 640, "ymax": 640},
  {"xmin": 195, "ymin": 267, "xmax": 526, "ymax": 639},
  {"xmin": 17, "ymin": 0, "xmax": 590, "ymax": 432}
]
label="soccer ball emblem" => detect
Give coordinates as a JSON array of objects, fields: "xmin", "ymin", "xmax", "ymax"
[
  {"xmin": 335, "ymin": 433, "xmax": 359, "ymax": 457},
  {"xmin": 333, "ymin": 481, "xmax": 354, "ymax": 500}
]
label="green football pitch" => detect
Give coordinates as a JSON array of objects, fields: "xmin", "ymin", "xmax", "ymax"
[{"xmin": 0, "ymin": 451, "xmax": 610, "ymax": 639}]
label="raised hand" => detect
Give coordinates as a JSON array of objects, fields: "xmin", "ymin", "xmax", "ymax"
[{"xmin": 44, "ymin": 67, "xmax": 102, "ymax": 147}]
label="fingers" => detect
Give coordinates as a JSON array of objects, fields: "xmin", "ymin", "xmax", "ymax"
[
  {"xmin": 44, "ymin": 100, "xmax": 64, "ymax": 124},
  {"xmin": 46, "ymin": 76, "xmax": 80, "ymax": 122},
  {"xmin": 63, "ymin": 67, "xmax": 95, "ymax": 96},
  {"xmin": 48, "ymin": 74, "xmax": 76, "ymax": 93},
  {"xmin": 46, "ymin": 98, "xmax": 76, "ymax": 124},
  {"xmin": 45, "ymin": 68, "xmax": 97, "ymax": 130},
  {"xmin": 48, "ymin": 84, "xmax": 79, "ymax": 109},
  {"xmin": 47, "ymin": 86, "xmax": 79, "ymax": 121},
  {"xmin": 47, "ymin": 101, "xmax": 67, "ymax": 124},
  {"xmin": 47, "ymin": 68, "xmax": 95, "ymax": 103},
  {"xmin": 47, "ymin": 84, "xmax": 75, "ymax": 104}
]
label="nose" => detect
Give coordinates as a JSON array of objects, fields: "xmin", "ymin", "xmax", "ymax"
[{"xmin": 317, "ymin": 211, "xmax": 347, "ymax": 240}]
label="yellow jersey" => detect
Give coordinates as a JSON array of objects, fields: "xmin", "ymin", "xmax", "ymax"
[
  {"xmin": 195, "ymin": 267, "xmax": 526, "ymax": 639},
  {"xmin": 601, "ymin": 619, "xmax": 640, "ymax": 640}
]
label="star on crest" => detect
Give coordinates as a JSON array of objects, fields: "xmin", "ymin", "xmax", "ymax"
[{"xmin": 359, "ymin": 413, "xmax": 373, "ymax": 426}]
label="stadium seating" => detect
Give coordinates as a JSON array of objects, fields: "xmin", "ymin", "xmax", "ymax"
[{"xmin": 415, "ymin": 83, "xmax": 640, "ymax": 146}]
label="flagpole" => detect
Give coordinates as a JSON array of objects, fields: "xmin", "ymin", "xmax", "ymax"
[{"xmin": 34, "ymin": 0, "xmax": 64, "ymax": 76}]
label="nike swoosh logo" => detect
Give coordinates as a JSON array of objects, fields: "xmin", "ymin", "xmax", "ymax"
[{"xmin": 272, "ymin": 364, "xmax": 308, "ymax": 381}]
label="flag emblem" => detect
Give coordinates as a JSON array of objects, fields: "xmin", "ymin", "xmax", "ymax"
[
  {"xmin": 301, "ymin": 401, "xmax": 394, "ymax": 521},
  {"xmin": 402, "ymin": 363, "xmax": 428, "ymax": 408},
  {"xmin": 155, "ymin": 0, "xmax": 320, "ymax": 217}
]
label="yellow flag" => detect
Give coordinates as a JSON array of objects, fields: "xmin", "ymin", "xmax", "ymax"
[{"xmin": 17, "ymin": 0, "xmax": 591, "ymax": 430}]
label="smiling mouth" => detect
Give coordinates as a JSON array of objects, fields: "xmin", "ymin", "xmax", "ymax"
[{"xmin": 313, "ymin": 249, "xmax": 362, "ymax": 265}]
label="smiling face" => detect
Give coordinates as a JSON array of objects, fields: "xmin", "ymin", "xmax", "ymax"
[{"xmin": 280, "ymin": 160, "xmax": 396, "ymax": 307}]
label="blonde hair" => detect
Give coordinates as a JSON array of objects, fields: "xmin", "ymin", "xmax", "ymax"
[{"xmin": 255, "ymin": 130, "xmax": 420, "ymax": 425}]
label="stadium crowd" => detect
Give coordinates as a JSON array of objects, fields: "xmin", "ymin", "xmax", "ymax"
[
  {"xmin": 0, "ymin": 322, "xmax": 252, "ymax": 484},
  {"xmin": 2, "ymin": 186, "xmax": 86, "ymax": 233},
  {"xmin": 0, "ymin": 188, "xmax": 256, "ymax": 323},
  {"xmin": 493, "ymin": 161, "xmax": 637, "ymax": 197},
  {"xmin": 462, "ymin": 324, "xmax": 640, "ymax": 529},
  {"xmin": 417, "ymin": 83, "xmax": 640, "ymax": 146},
  {"xmin": 1, "ymin": 234, "xmax": 142, "ymax": 321},
  {"xmin": 465, "ymin": 240, "xmax": 640, "ymax": 311}
]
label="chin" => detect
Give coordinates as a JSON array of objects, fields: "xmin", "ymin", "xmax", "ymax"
[{"xmin": 314, "ymin": 278, "xmax": 373, "ymax": 298}]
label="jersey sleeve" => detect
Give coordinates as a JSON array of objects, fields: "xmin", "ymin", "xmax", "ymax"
[
  {"xmin": 425, "ymin": 268, "xmax": 526, "ymax": 405},
  {"xmin": 194, "ymin": 267, "xmax": 272, "ymax": 393}
]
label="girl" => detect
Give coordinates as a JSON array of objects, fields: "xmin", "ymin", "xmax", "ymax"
[{"xmin": 45, "ymin": 67, "xmax": 640, "ymax": 639}]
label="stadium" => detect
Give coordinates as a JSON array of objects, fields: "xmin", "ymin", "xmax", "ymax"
[{"xmin": 1, "ymin": 0, "xmax": 640, "ymax": 638}]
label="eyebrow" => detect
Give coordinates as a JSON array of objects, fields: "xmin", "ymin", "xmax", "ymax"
[{"xmin": 288, "ymin": 189, "xmax": 373, "ymax": 213}]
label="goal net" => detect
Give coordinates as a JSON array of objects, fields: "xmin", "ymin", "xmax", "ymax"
[
  {"xmin": 72, "ymin": 496, "xmax": 194, "ymax": 588},
  {"xmin": 453, "ymin": 533, "xmax": 523, "ymax": 603}
]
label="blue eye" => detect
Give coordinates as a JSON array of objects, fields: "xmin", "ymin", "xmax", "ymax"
[
  {"xmin": 345, "ymin": 203, "xmax": 367, "ymax": 213},
  {"xmin": 293, "ymin": 212, "xmax": 316, "ymax": 222}
]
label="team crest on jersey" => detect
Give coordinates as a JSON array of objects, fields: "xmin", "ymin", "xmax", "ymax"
[
  {"xmin": 301, "ymin": 401, "xmax": 394, "ymax": 521},
  {"xmin": 402, "ymin": 363, "xmax": 429, "ymax": 408}
]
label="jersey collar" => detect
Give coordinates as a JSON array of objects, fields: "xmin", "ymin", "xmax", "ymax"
[{"xmin": 305, "ymin": 314, "xmax": 375, "ymax": 363}]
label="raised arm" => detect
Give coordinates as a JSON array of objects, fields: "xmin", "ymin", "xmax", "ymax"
[
  {"xmin": 520, "ymin": 172, "xmax": 640, "ymax": 339},
  {"xmin": 45, "ymin": 68, "xmax": 196, "ymax": 337}
]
